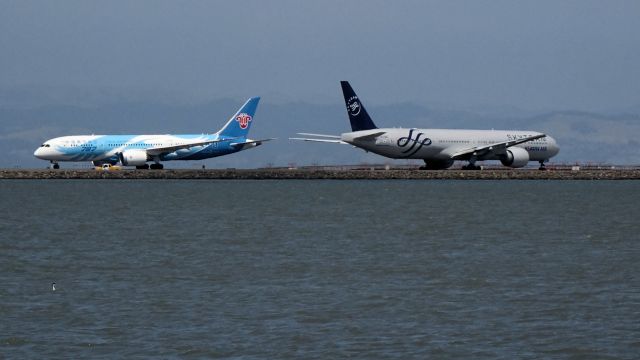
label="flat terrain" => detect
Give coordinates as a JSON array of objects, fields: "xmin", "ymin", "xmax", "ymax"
[{"xmin": 2, "ymin": 168, "xmax": 640, "ymax": 180}]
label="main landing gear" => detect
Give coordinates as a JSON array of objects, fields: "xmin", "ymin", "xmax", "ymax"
[
  {"xmin": 419, "ymin": 159, "xmax": 455, "ymax": 170},
  {"xmin": 461, "ymin": 164, "xmax": 481, "ymax": 170},
  {"xmin": 135, "ymin": 163, "xmax": 163, "ymax": 170},
  {"xmin": 462, "ymin": 158, "xmax": 481, "ymax": 170}
]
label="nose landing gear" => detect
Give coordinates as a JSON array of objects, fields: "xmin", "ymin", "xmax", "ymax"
[
  {"xmin": 50, "ymin": 162, "xmax": 59, "ymax": 170},
  {"xmin": 538, "ymin": 160, "xmax": 547, "ymax": 171}
]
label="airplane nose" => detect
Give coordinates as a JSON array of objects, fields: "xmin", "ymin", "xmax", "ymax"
[
  {"xmin": 34, "ymin": 146, "xmax": 53, "ymax": 160},
  {"xmin": 548, "ymin": 136, "xmax": 560, "ymax": 156}
]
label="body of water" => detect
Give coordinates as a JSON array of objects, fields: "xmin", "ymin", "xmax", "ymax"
[{"xmin": 1, "ymin": 180, "xmax": 639, "ymax": 358}]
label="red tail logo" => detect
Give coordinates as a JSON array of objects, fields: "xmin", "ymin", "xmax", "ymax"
[{"xmin": 236, "ymin": 113, "xmax": 252, "ymax": 129}]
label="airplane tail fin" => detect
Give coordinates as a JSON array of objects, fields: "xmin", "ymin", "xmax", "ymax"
[
  {"xmin": 217, "ymin": 97, "xmax": 261, "ymax": 138},
  {"xmin": 340, "ymin": 81, "xmax": 377, "ymax": 131}
]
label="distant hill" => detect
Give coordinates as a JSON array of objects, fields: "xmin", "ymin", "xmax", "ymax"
[{"xmin": 2, "ymin": 100, "xmax": 639, "ymax": 168}]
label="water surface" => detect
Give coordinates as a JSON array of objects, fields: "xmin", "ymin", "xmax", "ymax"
[{"xmin": 1, "ymin": 180, "xmax": 639, "ymax": 359}]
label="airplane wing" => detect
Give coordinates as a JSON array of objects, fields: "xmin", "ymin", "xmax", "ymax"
[
  {"xmin": 450, "ymin": 134, "xmax": 547, "ymax": 159},
  {"xmin": 145, "ymin": 138, "xmax": 237, "ymax": 156}
]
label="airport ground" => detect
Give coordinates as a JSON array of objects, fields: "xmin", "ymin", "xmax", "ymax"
[{"xmin": 1, "ymin": 165, "xmax": 640, "ymax": 180}]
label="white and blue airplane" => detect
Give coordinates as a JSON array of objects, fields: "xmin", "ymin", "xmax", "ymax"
[
  {"xmin": 34, "ymin": 97, "xmax": 271, "ymax": 169},
  {"xmin": 292, "ymin": 82, "xmax": 560, "ymax": 170}
]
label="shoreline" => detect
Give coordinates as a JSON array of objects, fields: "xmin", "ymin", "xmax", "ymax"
[{"xmin": 2, "ymin": 168, "xmax": 640, "ymax": 180}]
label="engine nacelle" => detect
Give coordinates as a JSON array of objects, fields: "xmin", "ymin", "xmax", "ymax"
[
  {"xmin": 119, "ymin": 150, "xmax": 149, "ymax": 166},
  {"xmin": 500, "ymin": 147, "xmax": 530, "ymax": 168}
]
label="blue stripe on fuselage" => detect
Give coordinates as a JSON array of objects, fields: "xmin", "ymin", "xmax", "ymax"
[{"xmin": 162, "ymin": 137, "xmax": 243, "ymax": 161}]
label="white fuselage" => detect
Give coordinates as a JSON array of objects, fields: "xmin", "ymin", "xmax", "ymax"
[{"xmin": 341, "ymin": 128, "xmax": 559, "ymax": 162}]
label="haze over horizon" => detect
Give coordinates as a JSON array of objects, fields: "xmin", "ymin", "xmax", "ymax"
[
  {"xmin": 2, "ymin": 1, "xmax": 640, "ymax": 111},
  {"xmin": 1, "ymin": 1, "xmax": 639, "ymax": 167}
]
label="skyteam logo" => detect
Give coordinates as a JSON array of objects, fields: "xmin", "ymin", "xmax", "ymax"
[
  {"xmin": 397, "ymin": 129, "xmax": 432, "ymax": 157},
  {"xmin": 236, "ymin": 113, "xmax": 252, "ymax": 129},
  {"xmin": 347, "ymin": 96, "xmax": 361, "ymax": 116}
]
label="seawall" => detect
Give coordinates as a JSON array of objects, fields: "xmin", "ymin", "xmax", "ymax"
[{"xmin": 1, "ymin": 168, "xmax": 640, "ymax": 180}]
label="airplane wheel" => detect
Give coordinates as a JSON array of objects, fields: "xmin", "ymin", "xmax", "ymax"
[
  {"xmin": 52, "ymin": 163, "xmax": 60, "ymax": 169},
  {"xmin": 136, "ymin": 164, "xmax": 150, "ymax": 170},
  {"xmin": 150, "ymin": 163, "xmax": 164, "ymax": 170}
]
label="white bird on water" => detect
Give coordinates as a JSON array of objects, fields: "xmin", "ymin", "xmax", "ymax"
[{"xmin": 52, "ymin": 282, "xmax": 56, "ymax": 291}]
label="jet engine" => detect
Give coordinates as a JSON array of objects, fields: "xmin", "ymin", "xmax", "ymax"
[
  {"xmin": 500, "ymin": 147, "xmax": 530, "ymax": 168},
  {"xmin": 118, "ymin": 150, "xmax": 149, "ymax": 166}
]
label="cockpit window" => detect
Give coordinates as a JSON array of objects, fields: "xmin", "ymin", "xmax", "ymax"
[{"xmin": 41, "ymin": 144, "xmax": 51, "ymax": 147}]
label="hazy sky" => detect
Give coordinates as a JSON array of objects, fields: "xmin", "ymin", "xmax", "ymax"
[{"xmin": 1, "ymin": 0, "xmax": 639, "ymax": 111}]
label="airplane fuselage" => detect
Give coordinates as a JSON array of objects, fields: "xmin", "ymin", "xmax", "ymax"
[
  {"xmin": 292, "ymin": 82, "xmax": 559, "ymax": 169},
  {"xmin": 342, "ymin": 128, "xmax": 559, "ymax": 162},
  {"xmin": 33, "ymin": 96, "xmax": 264, "ymax": 169},
  {"xmin": 34, "ymin": 134, "xmax": 258, "ymax": 164}
]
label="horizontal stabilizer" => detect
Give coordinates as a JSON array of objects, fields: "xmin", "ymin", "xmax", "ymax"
[
  {"xmin": 296, "ymin": 133, "xmax": 341, "ymax": 139},
  {"xmin": 230, "ymin": 138, "xmax": 277, "ymax": 147}
]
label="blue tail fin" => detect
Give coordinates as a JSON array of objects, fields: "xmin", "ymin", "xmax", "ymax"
[
  {"xmin": 217, "ymin": 97, "xmax": 261, "ymax": 138},
  {"xmin": 340, "ymin": 81, "xmax": 377, "ymax": 131}
]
